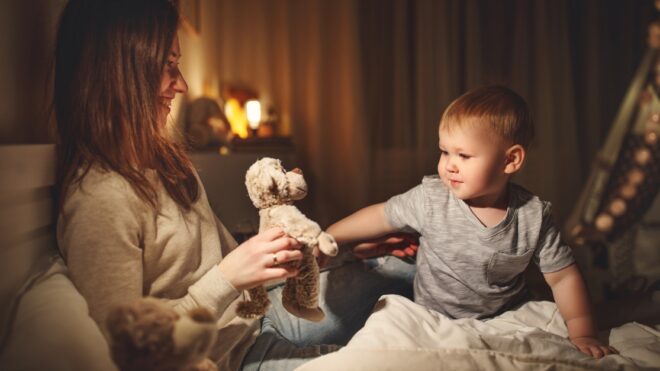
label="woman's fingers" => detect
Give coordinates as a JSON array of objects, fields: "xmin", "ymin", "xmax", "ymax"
[
  {"xmin": 263, "ymin": 267, "xmax": 299, "ymax": 281},
  {"xmin": 267, "ymin": 249, "xmax": 303, "ymax": 267},
  {"xmin": 220, "ymin": 227, "xmax": 307, "ymax": 291},
  {"xmin": 263, "ymin": 236, "xmax": 300, "ymax": 254},
  {"xmin": 257, "ymin": 227, "xmax": 285, "ymax": 241},
  {"xmin": 263, "ymin": 249, "xmax": 302, "ymax": 281},
  {"xmin": 252, "ymin": 228, "xmax": 300, "ymax": 252},
  {"xmin": 282, "ymin": 236, "xmax": 301, "ymax": 250}
]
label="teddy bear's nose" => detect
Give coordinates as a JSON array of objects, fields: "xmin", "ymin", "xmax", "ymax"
[{"xmin": 291, "ymin": 168, "xmax": 303, "ymax": 175}]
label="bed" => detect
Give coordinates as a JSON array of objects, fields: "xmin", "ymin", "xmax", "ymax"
[
  {"xmin": 298, "ymin": 42, "xmax": 660, "ymax": 371},
  {"xmin": 1, "ymin": 144, "xmax": 658, "ymax": 371},
  {"xmin": 297, "ymin": 294, "xmax": 660, "ymax": 370}
]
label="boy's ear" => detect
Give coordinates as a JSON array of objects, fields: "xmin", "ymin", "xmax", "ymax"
[{"xmin": 504, "ymin": 144, "xmax": 525, "ymax": 174}]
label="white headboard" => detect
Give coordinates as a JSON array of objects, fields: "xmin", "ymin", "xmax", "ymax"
[
  {"xmin": 0, "ymin": 144, "xmax": 118, "ymax": 370},
  {"xmin": 0, "ymin": 144, "xmax": 59, "ymax": 346}
]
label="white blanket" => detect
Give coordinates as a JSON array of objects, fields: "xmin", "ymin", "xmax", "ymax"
[{"xmin": 298, "ymin": 295, "xmax": 660, "ymax": 370}]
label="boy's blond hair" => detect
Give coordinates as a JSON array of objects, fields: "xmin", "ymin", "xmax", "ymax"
[{"xmin": 440, "ymin": 85, "xmax": 534, "ymax": 148}]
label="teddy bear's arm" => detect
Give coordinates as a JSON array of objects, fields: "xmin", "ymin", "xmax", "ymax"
[
  {"xmin": 317, "ymin": 232, "xmax": 338, "ymax": 256},
  {"xmin": 266, "ymin": 205, "xmax": 322, "ymax": 246},
  {"xmin": 264, "ymin": 207, "xmax": 338, "ymax": 256}
]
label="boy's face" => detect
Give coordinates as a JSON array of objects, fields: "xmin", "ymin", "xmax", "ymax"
[{"xmin": 437, "ymin": 124, "xmax": 512, "ymax": 206}]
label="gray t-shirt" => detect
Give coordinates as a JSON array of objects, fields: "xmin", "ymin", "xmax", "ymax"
[{"xmin": 385, "ymin": 175, "xmax": 574, "ymax": 319}]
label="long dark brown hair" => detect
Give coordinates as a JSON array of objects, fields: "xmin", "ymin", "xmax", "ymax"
[{"xmin": 54, "ymin": 0, "xmax": 198, "ymax": 211}]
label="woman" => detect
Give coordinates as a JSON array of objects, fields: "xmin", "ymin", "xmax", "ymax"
[{"xmin": 54, "ymin": 1, "xmax": 414, "ymax": 370}]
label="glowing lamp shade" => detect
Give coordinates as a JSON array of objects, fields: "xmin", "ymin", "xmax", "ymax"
[
  {"xmin": 224, "ymin": 98, "xmax": 248, "ymax": 138},
  {"xmin": 245, "ymin": 100, "xmax": 261, "ymax": 130}
]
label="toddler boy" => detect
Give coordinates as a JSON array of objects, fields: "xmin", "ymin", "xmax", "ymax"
[{"xmin": 327, "ymin": 85, "xmax": 616, "ymax": 358}]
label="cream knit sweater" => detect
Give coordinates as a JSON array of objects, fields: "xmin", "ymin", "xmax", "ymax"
[{"xmin": 57, "ymin": 167, "xmax": 259, "ymax": 370}]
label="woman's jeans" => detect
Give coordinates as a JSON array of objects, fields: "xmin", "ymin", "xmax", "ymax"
[{"xmin": 241, "ymin": 256, "xmax": 415, "ymax": 371}]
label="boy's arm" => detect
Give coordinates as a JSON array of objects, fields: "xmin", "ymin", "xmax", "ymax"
[
  {"xmin": 326, "ymin": 203, "xmax": 397, "ymax": 245},
  {"xmin": 543, "ymin": 264, "xmax": 618, "ymax": 358}
]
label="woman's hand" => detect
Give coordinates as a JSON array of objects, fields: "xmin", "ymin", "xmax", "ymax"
[
  {"xmin": 351, "ymin": 233, "xmax": 419, "ymax": 260},
  {"xmin": 218, "ymin": 227, "xmax": 302, "ymax": 291}
]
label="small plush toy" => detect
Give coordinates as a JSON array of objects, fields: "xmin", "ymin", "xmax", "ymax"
[
  {"xmin": 240, "ymin": 157, "xmax": 339, "ymax": 322},
  {"xmin": 106, "ymin": 297, "xmax": 218, "ymax": 371}
]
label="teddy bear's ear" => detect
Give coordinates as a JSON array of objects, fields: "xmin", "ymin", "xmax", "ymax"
[
  {"xmin": 172, "ymin": 316, "xmax": 217, "ymax": 360},
  {"xmin": 245, "ymin": 157, "xmax": 289, "ymax": 208},
  {"xmin": 106, "ymin": 305, "xmax": 133, "ymax": 338},
  {"xmin": 187, "ymin": 307, "xmax": 214, "ymax": 323},
  {"xmin": 268, "ymin": 176, "xmax": 279, "ymax": 196}
]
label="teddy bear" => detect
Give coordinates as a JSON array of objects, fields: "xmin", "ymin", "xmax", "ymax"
[
  {"xmin": 106, "ymin": 297, "xmax": 218, "ymax": 371},
  {"xmin": 238, "ymin": 157, "xmax": 339, "ymax": 322}
]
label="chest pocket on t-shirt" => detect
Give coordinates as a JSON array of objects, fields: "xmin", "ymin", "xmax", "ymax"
[{"xmin": 487, "ymin": 249, "xmax": 534, "ymax": 286}]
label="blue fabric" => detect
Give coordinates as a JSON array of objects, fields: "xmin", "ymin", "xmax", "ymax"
[{"xmin": 241, "ymin": 256, "xmax": 415, "ymax": 371}]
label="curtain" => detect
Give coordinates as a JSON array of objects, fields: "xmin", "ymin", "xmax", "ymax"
[
  {"xmin": 195, "ymin": 0, "xmax": 653, "ymax": 226},
  {"xmin": 357, "ymin": 0, "xmax": 652, "ymax": 223},
  {"xmin": 358, "ymin": 0, "xmax": 584, "ymax": 220},
  {"xmin": 203, "ymin": 0, "xmax": 367, "ymax": 226}
]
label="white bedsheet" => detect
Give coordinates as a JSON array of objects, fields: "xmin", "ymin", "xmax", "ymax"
[{"xmin": 298, "ymin": 295, "xmax": 660, "ymax": 370}]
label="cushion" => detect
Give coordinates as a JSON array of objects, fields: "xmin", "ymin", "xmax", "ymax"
[{"xmin": 0, "ymin": 257, "xmax": 117, "ymax": 371}]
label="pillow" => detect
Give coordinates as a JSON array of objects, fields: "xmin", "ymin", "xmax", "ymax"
[{"xmin": 0, "ymin": 257, "xmax": 117, "ymax": 371}]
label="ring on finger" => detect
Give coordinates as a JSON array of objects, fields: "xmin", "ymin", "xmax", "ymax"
[{"xmin": 272, "ymin": 253, "xmax": 278, "ymax": 265}]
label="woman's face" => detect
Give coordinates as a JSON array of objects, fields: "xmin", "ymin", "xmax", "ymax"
[{"xmin": 159, "ymin": 36, "xmax": 188, "ymax": 120}]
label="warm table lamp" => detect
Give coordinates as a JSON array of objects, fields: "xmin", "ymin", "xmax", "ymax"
[{"xmin": 246, "ymin": 99, "xmax": 261, "ymax": 137}]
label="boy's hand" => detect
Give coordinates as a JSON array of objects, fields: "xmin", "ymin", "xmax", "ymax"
[
  {"xmin": 569, "ymin": 336, "xmax": 618, "ymax": 358},
  {"xmin": 351, "ymin": 233, "xmax": 418, "ymax": 260}
]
